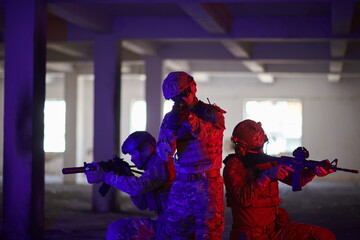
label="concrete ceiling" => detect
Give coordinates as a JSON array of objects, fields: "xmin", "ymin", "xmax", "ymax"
[{"xmin": 2, "ymin": 0, "xmax": 360, "ymax": 84}]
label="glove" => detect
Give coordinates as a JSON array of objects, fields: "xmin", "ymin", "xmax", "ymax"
[
  {"xmin": 85, "ymin": 162, "xmax": 106, "ymax": 184},
  {"xmin": 167, "ymin": 105, "xmax": 190, "ymax": 130},
  {"xmin": 264, "ymin": 164, "xmax": 294, "ymax": 180},
  {"xmin": 314, "ymin": 159, "xmax": 334, "ymax": 177}
]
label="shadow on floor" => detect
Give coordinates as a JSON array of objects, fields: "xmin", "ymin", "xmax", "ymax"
[{"xmin": 1, "ymin": 179, "xmax": 360, "ymax": 239}]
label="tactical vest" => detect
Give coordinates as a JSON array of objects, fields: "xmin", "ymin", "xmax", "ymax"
[
  {"xmin": 174, "ymin": 100, "xmax": 224, "ymax": 168},
  {"xmin": 175, "ymin": 138, "xmax": 223, "ymax": 167},
  {"xmin": 224, "ymin": 155, "xmax": 281, "ymax": 208},
  {"xmin": 251, "ymin": 179, "xmax": 281, "ymax": 208}
]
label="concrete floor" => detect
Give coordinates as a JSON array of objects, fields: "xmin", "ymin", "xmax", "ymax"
[{"xmin": 1, "ymin": 179, "xmax": 360, "ymax": 239}]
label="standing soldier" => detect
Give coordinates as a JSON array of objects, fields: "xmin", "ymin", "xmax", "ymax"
[{"xmin": 156, "ymin": 71, "xmax": 226, "ymax": 239}]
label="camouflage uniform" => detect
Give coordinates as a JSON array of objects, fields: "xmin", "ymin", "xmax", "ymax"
[
  {"xmin": 104, "ymin": 154, "xmax": 172, "ymax": 240},
  {"xmin": 86, "ymin": 131, "xmax": 175, "ymax": 240},
  {"xmin": 156, "ymin": 72, "xmax": 226, "ymax": 239},
  {"xmin": 223, "ymin": 120, "xmax": 336, "ymax": 240}
]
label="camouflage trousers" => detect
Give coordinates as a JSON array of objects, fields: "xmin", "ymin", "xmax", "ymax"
[
  {"xmin": 165, "ymin": 177, "xmax": 225, "ymax": 240},
  {"xmin": 106, "ymin": 217, "xmax": 169, "ymax": 240}
]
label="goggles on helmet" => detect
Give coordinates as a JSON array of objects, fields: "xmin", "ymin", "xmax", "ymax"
[{"xmin": 171, "ymin": 86, "xmax": 192, "ymax": 102}]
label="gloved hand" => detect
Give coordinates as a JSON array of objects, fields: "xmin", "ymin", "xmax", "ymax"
[
  {"xmin": 264, "ymin": 164, "xmax": 294, "ymax": 180},
  {"xmin": 167, "ymin": 104, "xmax": 190, "ymax": 130},
  {"xmin": 85, "ymin": 162, "xmax": 106, "ymax": 184},
  {"xmin": 314, "ymin": 159, "xmax": 334, "ymax": 177}
]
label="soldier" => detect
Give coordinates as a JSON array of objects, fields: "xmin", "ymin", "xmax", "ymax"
[
  {"xmin": 85, "ymin": 131, "xmax": 174, "ymax": 240},
  {"xmin": 156, "ymin": 71, "xmax": 226, "ymax": 239},
  {"xmin": 223, "ymin": 119, "xmax": 336, "ymax": 240}
]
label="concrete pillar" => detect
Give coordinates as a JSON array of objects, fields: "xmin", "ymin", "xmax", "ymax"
[
  {"xmin": 63, "ymin": 71, "xmax": 78, "ymax": 184},
  {"xmin": 92, "ymin": 35, "xmax": 121, "ymax": 212},
  {"xmin": 2, "ymin": 0, "xmax": 47, "ymax": 239},
  {"xmin": 144, "ymin": 56, "xmax": 163, "ymax": 138}
]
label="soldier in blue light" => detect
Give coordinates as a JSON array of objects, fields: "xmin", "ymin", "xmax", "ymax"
[{"xmin": 85, "ymin": 131, "xmax": 174, "ymax": 240}]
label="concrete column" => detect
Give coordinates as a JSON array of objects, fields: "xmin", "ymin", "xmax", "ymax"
[
  {"xmin": 3, "ymin": 0, "xmax": 47, "ymax": 239},
  {"xmin": 64, "ymin": 71, "xmax": 78, "ymax": 184},
  {"xmin": 92, "ymin": 35, "xmax": 121, "ymax": 212},
  {"xmin": 144, "ymin": 56, "xmax": 163, "ymax": 138}
]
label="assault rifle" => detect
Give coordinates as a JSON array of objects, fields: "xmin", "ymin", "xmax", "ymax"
[
  {"xmin": 271, "ymin": 147, "xmax": 358, "ymax": 191},
  {"xmin": 62, "ymin": 155, "xmax": 143, "ymax": 197}
]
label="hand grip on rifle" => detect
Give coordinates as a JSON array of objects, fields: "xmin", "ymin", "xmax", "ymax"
[
  {"xmin": 62, "ymin": 155, "xmax": 143, "ymax": 197},
  {"xmin": 271, "ymin": 147, "xmax": 358, "ymax": 191}
]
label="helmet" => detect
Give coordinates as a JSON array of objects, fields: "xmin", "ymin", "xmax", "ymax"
[
  {"xmin": 162, "ymin": 71, "xmax": 195, "ymax": 100},
  {"xmin": 122, "ymin": 131, "xmax": 156, "ymax": 154},
  {"xmin": 231, "ymin": 119, "xmax": 268, "ymax": 155}
]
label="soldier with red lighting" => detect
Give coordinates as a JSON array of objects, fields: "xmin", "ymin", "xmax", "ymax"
[
  {"xmin": 85, "ymin": 131, "xmax": 175, "ymax": 240},
  {"xmin": 156, "ymin": 71, "xmax": 226, "ymax": 239},
  {"xmin": 223, "ymin": 119, "xmax": 336, "ymax": 240}
]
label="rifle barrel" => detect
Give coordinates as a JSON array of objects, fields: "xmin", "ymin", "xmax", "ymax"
[
  {"xmin": 334, "ymin": 167, "xmax": 359, "ymax": 174},
  {"xmin": 62, "ymin": 167, "xmax": 86, "ymax": 174}
]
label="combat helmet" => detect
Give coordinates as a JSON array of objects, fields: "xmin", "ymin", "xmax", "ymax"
[
  {"xmin": 122, "ymin": 131, "xmax": 156, "ymax": 154},
  {"xmin": 162, "ymin": 71, "xmax": 195, "ymax": 100},
  {"xmin": 231, "ymin": 119, "xmax": 268, "ymax": 155}
]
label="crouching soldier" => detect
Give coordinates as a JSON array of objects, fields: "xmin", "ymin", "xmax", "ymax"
[{"xmin": 86, "ymin": 131, "xmax": 175, "ymax": 240}]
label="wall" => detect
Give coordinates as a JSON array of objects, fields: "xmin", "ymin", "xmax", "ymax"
[{"xmin": 195, "ymin": 76, "xmax": 360, "ymax": 181}]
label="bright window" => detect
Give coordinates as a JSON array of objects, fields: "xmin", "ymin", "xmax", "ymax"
[
  {"xmin": 130, "ymin": 100, "xmax": 147, "ymax": 132},
  {"xmin": 44, "ymin": 100, "xmax": 66, "ymax": 152},
  {"xmin": 244, "ymin": 99, "xmax": 302, "ymax": 155},
  {"xmin": 163, "ymin": 100, "xmax": 173, "ymax": 117},
  {"xmin": 130, "ymin": 99, "xmax": 174, "ymax": 133}
]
